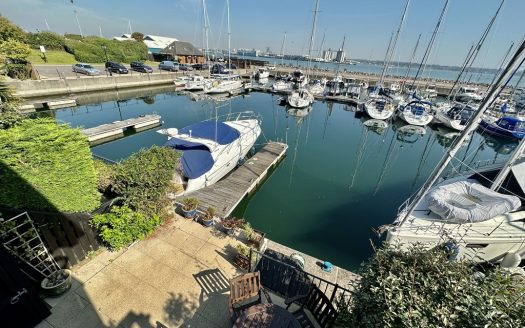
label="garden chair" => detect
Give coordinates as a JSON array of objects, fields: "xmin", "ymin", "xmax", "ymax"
[
  {"xmin": 228, "ymin": 271, "xmax": 272, "ymax": 322},
  {"xmin": 284, "ymin": 284, "xmax": 337, "ymax": 328}
]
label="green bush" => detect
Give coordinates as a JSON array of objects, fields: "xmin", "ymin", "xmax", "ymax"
[
  {"xmin": 64, "ymin": 37, "xmax": 148, "ymax": 63},
  {"xmin": 6, "ymin": 63, "xmax": 31, "ymax": 80},
  {"xmin": 93, "ymin": 160, "xmax": 114, "ymax": 193},
  {"xmin": 0, "ymin": 16, "xmax": 27, "ymax": 43},
  {"xmin": 27, "ymin": 31, "xmax": 66, "ymax": 50},
  {"xmin": 91, "ymin": 205, "xmax": 160, "ymax": 250},
  {"xmin": 0, "ymin": 118, "xmax": 100, "ymax": 212},
  {"xmin": 337, "ymin": 244, "xmax": 525, "ymax": 327},
  {"xmin": 0, "ymin": 79, "xmax": 23, "ymax": 129},
  {"xmin": 111, "ymin": 145, "xmax": 180, "ymax": 216}
]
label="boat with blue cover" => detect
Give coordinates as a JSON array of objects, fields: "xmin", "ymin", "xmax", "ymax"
[
  {"xmin": 434, "ymin": 103, "xmax": 476, "ymax": 131},
  {"xmin": 158, "ymin": 111, "xmax": 261, "ymax": 193},
  {"xmin": 478, "ymin": 116, "xmax": 525, "ymax": 140},
  {"xmin": 397, "ymin": 99, "xmax": 434, "ymax": 126}
]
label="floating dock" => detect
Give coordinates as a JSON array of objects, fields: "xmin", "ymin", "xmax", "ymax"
[
  {"xmin": 45, "ymin": 98, "xmax": 77, "ymax": 109},
  {"xmin": 81, "ymin": 114, "xmax": 162, "ymax": 145},
  {"xmin": 183, "ymin": 142, "xmax": 288, "ymax": 218}
]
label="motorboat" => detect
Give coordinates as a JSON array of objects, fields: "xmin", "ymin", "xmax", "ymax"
[
  {"xmin": 363, "ymin": 87, "xmax": 395, "ymax": 120},
  {"xmin": 160, "ymin": 111, "xmax": 261, "ymax": 193},
  {"xmin": 253, "ymin": 68, "xmax": 270, "ymax": 80},
  {"xmin": 307, "ymin": 80, "xmax": 325, "ymax": 96},
  {"xmin": 327, "ymin": 75, "xmax": 344, "ymax": 96},
  {"xmin": 479, "ymin": 116, "xmax": 525, "ymax": 140},
  {"xmin": 184, "ymin": 75, "xmax": 207, "ymax": 91},
  {"xmin": 272, "ymin": 80, "xmax": 290, "ymax": 92},
  {"xmin": 421, "ymin": 84, "xmax": 438, "ymax": 99},
  {"xmin": 204, "ymin": 74, "xmax": 243, "ymax": 94},
  {"xmin": 397, "ymin": 100, "xmax": 434, "ymax": 126},
  {"xmin": 455, "ymin": 86, "xmax": 483, "ymax": 102},
  {"xmin": 287, "ymin": 89, "xmax": 314, "ymax": 108},
  {"xmin": 290, "ymin": 70, "xmax": 308, "ymax": 88},
  {"xmin": 174, "ymin": 76, "xmax": 190, "ymax": 88},
  {"xmin": 434, "ymin": 103, "xmax": 475, "ymax": 131}
]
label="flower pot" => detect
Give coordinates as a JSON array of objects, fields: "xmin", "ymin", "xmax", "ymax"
[
  {"xmin": 41, "ymin": 269, "xmax": 72, "ymax": 297},
  {"xmin": 181, "ymin": 206, "xmax": 197, "ymax": 219},
  {"xmin": 201, "ymin": 216, "xmax": 214, "ymax": 227}
]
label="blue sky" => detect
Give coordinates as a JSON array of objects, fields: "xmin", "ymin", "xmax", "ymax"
[{"xmin": 1, "ymin": 0, "xmax": 524, "ymax": 67}]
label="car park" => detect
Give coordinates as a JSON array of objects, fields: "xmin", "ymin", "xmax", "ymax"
[
  {"xmin": 72, "ymin": 63, "xmax": 100, "ymax": 76},
  {"xmin": 130, "ymin": 61, "xmax": 153, "ymax": 73},
  {"xmin": 158, "ymin": 61, "xmax": 179, "ymax": 71},
  {"xmin": 179, "ymin": 64, "xmax": 194, "ymax": 71},
  {"xmin": 192, "ymin": 63, "xmax": 209, "ymax": 70},
  {"xmin": 105, "ymin": 61, "xmax": 129, "ymax": 74}
]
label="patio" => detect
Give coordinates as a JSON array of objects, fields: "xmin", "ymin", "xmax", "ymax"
[{"xmin": 35, "ymin": 215, "xmax": 358, "ymax": 328}]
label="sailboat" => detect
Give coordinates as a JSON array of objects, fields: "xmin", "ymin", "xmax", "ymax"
[
  {"xmin": 433, "ymin": 102, "xmax": 476, "ymax": 131},
  {"xmin": 272, "ymin": 32, "xmax": 291, "ymax": 92},
  {"xmin": 364, "ymin": 0, "xmax": 410, "ymax": 120},
  {"xmin": 287, "ymin": 0, "xmax": 319, "ymax": 108},
  {"xmin": 159, "ymin": 111, "xmax": 261, "ymax": 194},
  {"xmin": 385, "ymin": 38, "xmax": 525, "ymax": 264}
]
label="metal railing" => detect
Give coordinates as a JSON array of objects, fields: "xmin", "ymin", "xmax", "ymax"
[{"xmin": 247, "ymin": 248, "xmax": 355, "ymax": 307}]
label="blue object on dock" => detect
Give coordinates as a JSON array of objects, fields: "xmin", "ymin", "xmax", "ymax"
[{"xmin": 322, "ymin": 261, "xmax": 333, "ymax": 272}]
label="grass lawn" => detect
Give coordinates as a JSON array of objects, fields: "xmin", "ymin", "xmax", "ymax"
[{"xmin": 28, "ymin": 49, "xmax": 78, "ymax": 64}]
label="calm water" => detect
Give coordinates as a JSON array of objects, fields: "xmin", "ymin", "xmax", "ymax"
[{"xmin": 55, "ymin": 87, "xmax": 516, "ymax": 270}]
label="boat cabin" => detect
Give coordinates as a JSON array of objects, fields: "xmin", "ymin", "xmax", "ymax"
[{"xmin": 446, "ymin": 104, "xmax": 475, "ymax": 124}]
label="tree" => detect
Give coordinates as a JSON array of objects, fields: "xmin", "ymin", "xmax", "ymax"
[
  {"xmin": 336, "ymin": 244, "xmax": 525, "ymax": 327},
  {"xmin": 0, "ymin": 78, "xmax": 23, "ymax": 129},
  {"xmin": 0, "ymin": 16, "xmax": 27, "ymax": 43},
  {"xmin": 131, "ymin": 32, "xmax": 144, "ymax": 42},
  {"xmin": 27, "ymin": 31, "xmax": 65, "ymax": 50},
  {"xmin": 0, "ymin": 39, "xmax": 32, "ymax": 62}
]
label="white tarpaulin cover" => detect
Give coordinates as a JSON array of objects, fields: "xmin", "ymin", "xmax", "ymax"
[{"xmin": 426, "ymin": 180, "xmax": 521, "ymax": 223}]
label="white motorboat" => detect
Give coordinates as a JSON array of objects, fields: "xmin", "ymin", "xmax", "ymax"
[
  {"xmin": 287, "ymin": 89, "xmax": 314, "ymax": 108},
  {"xmin": 204, "ymin": 74, "xmax": 243, "ymax": 94},
  {"xmin": 160, "ymin": 111, "xmax": 261, "ymax": 193},
  {"xmin": 253, "ymin": 68, "xmax": 270, "ymax": 80},
  {"xmin": 272, "ymin": 80, "xmax": 290, "ymax": 92},
  {"xmin": 422, "ymin": 84, "xmax": 438, "ymax": 99},
  {"xmin": 307, "ymin": 80, "xmax": 325, "ymax": 95},
  {"xmin": 434, "ymin": 103, "xmax": 476, "ymax": 131},
  {"xmin": 455, "ymin": 86, "xmax": 483, "ymax": 102},
  {"xmin": 364, "ymin": 88, "xmax": 395, "ymax": 120},
  {"xmin": 386, "ymin": 39, "xmax": 525, "ymax": 264},
  {"xmin": 291, "ymin": 70, "xmax": 308, "ymax": 88},
  {"xmin": 174, "ymin": 76, "xmax": 190, "ymax": 88},
  {"xmin": 397, "ymin": 100, "xmax": 434, "ymax": 126},
  {"xmin": 389, "ymin": 82, "xmax": 401, "ymax": 94},
  {"xmin": 184, "ymin": 75, "xmax": 207, "ymax": 91}
]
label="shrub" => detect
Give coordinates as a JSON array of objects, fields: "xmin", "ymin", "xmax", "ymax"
[
  {"xmin": 93, "ymin": 160, "xmax": 114, "ymax": 193},
  {"xmin": 64, "ymin": 37, "xmax": 148, "ymax": 63},
  {"xmin": 27, "ymin": 31, "xmax": 66, "ymax": 50},
  {"xmin": 0, "ymin": 39, "xmax": 32, "ymax": 62},
  {"xmin": 6, "ymin": 63, "xmax": 31, "ymax": 80},
  {"xmin": 91, "ymin": 205, "xmax": 160, "ymax": 250},
  {"xmin": 337, "ymin": 244, "xmax": 525, "ymax": 328},
  {"xmin": 0, "ymin": 16, "xmax": 27, "ymax": 43},
  {"xmin": 111, "ymin": 145, "xmax": 180, "ymax": 216},
  {"xmin": 0, "ymin": 79, "xmax": 23, "ymax": 129},
  {"xmin": 0, "ymin": 118, "xmax": 100, "ymax": 212}
]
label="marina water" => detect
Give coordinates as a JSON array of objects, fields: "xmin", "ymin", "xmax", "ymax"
[{"xmin": 56, "ymin": 87, "xmax": 515, "ymax": 270}]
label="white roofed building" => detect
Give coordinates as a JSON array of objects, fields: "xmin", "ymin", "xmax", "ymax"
[{"xmin": 112, "ymin": 34, "xmax": 179, "ymax": 55}]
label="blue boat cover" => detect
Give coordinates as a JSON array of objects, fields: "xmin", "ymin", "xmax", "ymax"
[
  {"xmin": 179, "ymin": 121, "xmax": 240, "ymax": 145},
  {"xmin": 165, "ymin": 138, "xmax": 214, "ymax": 179}
]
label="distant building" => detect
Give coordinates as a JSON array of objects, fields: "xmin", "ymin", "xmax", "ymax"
[
  {"xmin": 322, "ymin": 49, "xmax": 333, "ymax": 61},
  {"xmin": 159, "ymin": 41, "xmax": 205, "ymax": 64},
  {"xmin": 113, "ymin": 34, "xmax": 179, "ymax": 55},
  {"xmin": 237, "ymin": 48, "xmax": 259, "ymax": 57},
  {"xmin": 335, "ymin": 48, "xmax": 345, "ymax": 63}
]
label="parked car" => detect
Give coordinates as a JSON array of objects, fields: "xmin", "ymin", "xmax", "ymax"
[
  {"xmin": 72, "ymin": 63, "xmax": 100, "ymax": 76},
  {"xmin": 105, "ymin": 61, "xmax": 129, "ymax": 74},
  {"xmin": 179, "ymin": 64, "xmax": 194, "ymax": 71},
  {"xmin": 192, "ymin": 63, "xmax": 209, "ymax": 70},
  {"xmin": 266, "ymin": 65, "xmax": 276, "ymax": 70},
  {"xmin": 130, "ymin": 61, "xmax": 153, "ymax": 73},
  {"xmin": 158, "ymin": 61, "xmax": 179, "ymax": 72}
]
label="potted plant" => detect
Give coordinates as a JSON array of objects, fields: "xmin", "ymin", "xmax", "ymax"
[
  {"xmin": 243, "ymin": 222, "xmax": 266, "ymax": 251},
  {"xmin": 201, "ymin": 207, "xmax": 215, "ymax": 227},
  {"xmin": 234, "ymin": 243, "xmax": 255, "ymax": 270},
  {"xmin": 180, "ymin": 197, "xmax": 199, "ymax": 218},
  {"xmin": 222, "ymin": 217, "xmax": 245, "ymax": 235},
  {"xmin": 41, "ymin": 269, "xmax": 72, "ymax": 296}
]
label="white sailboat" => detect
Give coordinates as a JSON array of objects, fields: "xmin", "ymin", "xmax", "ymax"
[
  {"xmin": 433, "ymin": 103, "xmax": 476, "ymax": 131},
  {"xmin": 287, "ymin": 89, "xmax": 315, "ymax": 108},
  {"xmin": 271, "ymin": 32, "xmax": 291, "ymax": 92},
  {"xmin": 385, "ymin": 39, "xmax": 525, "ymax": 264},
  {"xmin": 159, "ymin": 111, "xmax": 261, "ymax": 194},
  {"xmin": 397, "ymin": 100, "xmax": 434, "ymax": 126}
]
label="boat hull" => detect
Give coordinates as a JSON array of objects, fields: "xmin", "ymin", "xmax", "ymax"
[
  {"xmin": 478, "ymin": 120, "xmax": 525, "ymax": 139},
  {"xmin": 364, "ymin": 98, "xmax": 394, "ymax": 120}
]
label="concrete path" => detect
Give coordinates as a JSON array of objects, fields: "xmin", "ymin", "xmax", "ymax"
[{"xmin": 36, "ymin": 215, "xmax": 245, "ymax": 328}]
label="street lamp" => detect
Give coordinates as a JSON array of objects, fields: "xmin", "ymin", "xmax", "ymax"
[{"xmin": 101, "ymin": 45, "xmax": 109, "ymax": 62}]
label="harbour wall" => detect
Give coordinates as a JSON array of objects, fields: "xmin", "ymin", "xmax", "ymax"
[{"xmin": 7, "ymin": 72, "xmax": 180, "ymax": 98}]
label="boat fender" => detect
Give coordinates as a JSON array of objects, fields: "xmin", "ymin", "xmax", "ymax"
[{"xmin": 500, "ymin": 252, "xmax": 521, "ymax": 268}]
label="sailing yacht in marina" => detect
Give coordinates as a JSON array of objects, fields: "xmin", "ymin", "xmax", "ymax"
[
  {"xmin": 158, "ymin": 111, "xmax": 261, "ymax": 194},
  {"xmin": 433, "ymin": 103, "xmax": 476, "ymax": 131},
  {"xmin": 397, "ymin": 99, "xmax": 434, "ymax": 126},
  {"xmin": 385, "ymin": 39, "xmax": 525, "ymax": 264},
  {"xmin": 204, "ymin": 74, "xmax": 243, "ymax": 94}
]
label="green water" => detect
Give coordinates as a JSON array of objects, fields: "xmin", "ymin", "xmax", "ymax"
[{"xmin": 55, "ymin": 87, "xmax": 516, "ymax": 270}]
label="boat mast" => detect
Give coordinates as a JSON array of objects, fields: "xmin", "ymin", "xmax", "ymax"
[
  {"xmin": 487, "ymin": 42, "xmax": 514, "ymax": 88},
  {"xmin": 306, "ymin": 0, "xmax": 320, "ymax": 80},
  {"xmin": 402, "ymin": 33, "xmax": 421, "ymax": 86},
  {"xmin": 409, "ymin": 0, "xmax": 449, "ymax": 92},
  {"xmin": 379, "ymin": 0, "xmax": 411, "ymax": 87},
  {"xmin": 226, "ymin": 0, "xmax": 231, "ymax": 70},
  {"xmin": 280, "ymin": 32, "xmax": 287, "ymax": 67},
  {"xmin": 510, "ymin": 66, "xmax": 525, "ymax": 100},
  {"xmin": 397, "ymin": 37, "xmax": 525, "ymax": 227}
]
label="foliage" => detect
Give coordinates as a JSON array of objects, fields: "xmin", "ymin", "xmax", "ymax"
[
  {"xmin": 243, "ymin": 222, "xmax": 254, "ymax": 240},
  {"xmin": 91, "ymin": 205, "xmax": 160, "ymax": 250},
  {"xmin": 131, "ymin": 32, "xmax": 144, "ymax": 41},
  {"xmin": 6, "ymin": 63, "xmax": 31, "ymax": 80},
  {"xmin": 222, "ymin": 217, "xmax": 245, "ymax": 230},
  {"xmin": 64, "ymin": 37, "xmax": 148, "ymax": 63},
  {"xmin": 0, "ymin": 16, "xmax": 27, "ymax": 43},
  {"xmin": 93, "ymin": 160, "xmax": 114, "ymax": 193},
  {"xmin": 182, "ymin": 197, "xmax": 198, "ymax": 211},
  {"xmin": 337, "ymin": 244, "xmax": 525, "ymax": 328},
  {"xmin": 64, "ymin": 33, "xmax": 83, "ymax": 41},
  {"xmin": 111, "ymin": 145, "xmax": 180, "ymax": 216},
  {"xmin": 0, "ymin": 118, "xmax": 100, "ymax": 212},
  {"xmin": 0, "ymin": 78, "xmax": 23, "ymax": 129},
  {"xmin": 27, "ymin": 31, "xmax": 66, "ymax": 50},
  {"xmin": 203, "ymin": 207, "xmax": 215, "ymax": 220},
  {"xmin": 0, "ymin": 39, "xmax": 32, "ymax": 61}
]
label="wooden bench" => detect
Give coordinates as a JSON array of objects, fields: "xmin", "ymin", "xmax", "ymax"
[
  {"xmin": 285, "ymin": 284, "xmax": 338, "ymax": 328},
  {"xmin": 228, "ymin": 271, "xmax": 272, "ymax": 322}
]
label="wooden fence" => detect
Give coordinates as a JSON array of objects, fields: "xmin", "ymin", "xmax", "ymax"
[{"xmin": 0, "ymin": 208, "xmax": 100, "ymax": 269}]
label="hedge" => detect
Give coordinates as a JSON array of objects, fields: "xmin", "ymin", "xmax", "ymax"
[
  {"xmin": 0, "ymin": 118, "xmax": 100, "ymax": 212},
  {"xmin": 27, "ymin": 31, "xmax": 66, "ymax": 50},
  {"xmin": 64, "ymin": 37, "xmax": 148, "ymax": 63}
]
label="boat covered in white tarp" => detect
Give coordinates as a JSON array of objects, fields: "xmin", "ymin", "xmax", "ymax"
[{"xmin": 426, "ymin": 180, "xmax": 521, "ymax": 223}]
